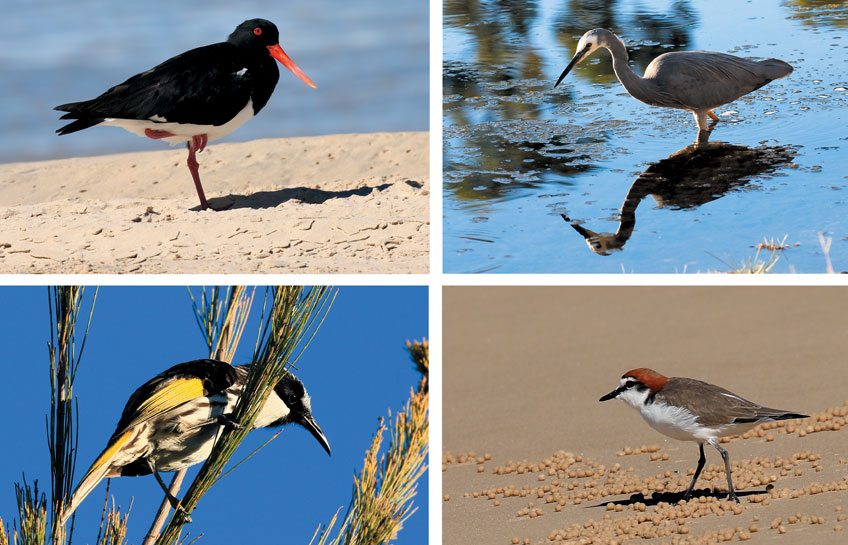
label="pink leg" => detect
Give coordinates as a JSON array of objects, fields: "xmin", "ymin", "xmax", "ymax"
[
  {"xmin": 186, "ymin": 138, "xmax": 210, "ymax": 210},
  {"xmin": 192, "ymin": 134, "xmax": 208, "ymax": 153},
  {"xmin": 146, "ymin": 130, "xmax": 221, "ymax": 210}
]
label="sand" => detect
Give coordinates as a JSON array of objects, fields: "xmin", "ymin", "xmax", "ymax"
[
  {"xmin": 444, "ymin": 287, "xmax": 848, "ymax": 545},
  {"xmin": 0, "ymin": 131, "xmax": 428, "ymax": 273}
]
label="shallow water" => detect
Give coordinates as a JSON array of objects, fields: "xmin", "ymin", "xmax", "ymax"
[
  {"xmin": 0, "ymin": 0, "xmax": 427, "ymax": 162},
  {"xmin": 444, "ymin": 0, "xmax": 848, "ymax": 273}
]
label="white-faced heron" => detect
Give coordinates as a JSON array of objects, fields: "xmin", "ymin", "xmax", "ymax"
[{"xmin": 555, "ymin": 29, "xmax": 793, "ymax": 142}]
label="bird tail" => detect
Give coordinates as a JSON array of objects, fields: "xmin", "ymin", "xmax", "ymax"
[
  {"xmin": 757, "ymin": 59, "xmax": 793, "ymax": 80},
  {"xmin": 60, "ymin": 429, "xmax": 134, "ymax": 525},
  {"xmin": 771, "ymin": 411, "xmax": 808, "ymax": 420},
  {"xmin": 54, "ymin": 102, "xmax": 104, "ymax": 135}
]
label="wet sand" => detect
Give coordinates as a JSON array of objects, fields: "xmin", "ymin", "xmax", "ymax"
[
  {"xmin": 0, "ymin": 132, "xmax": 428, "ymax": 273},
  {"xmin": 444, "ymin": 287, "xmax": 848, "ymax": 544}
]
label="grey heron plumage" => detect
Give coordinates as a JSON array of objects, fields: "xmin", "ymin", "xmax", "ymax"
[{"xmin": 555, "ymin": 29, "xmax": 793, "ymax": 141}]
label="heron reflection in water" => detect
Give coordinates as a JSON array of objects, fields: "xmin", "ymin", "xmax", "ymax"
[
  {"xmin": 555, "ymin": 29, "xmax": 793, "ymax": 144},
  {"xmin": 562, "ymin": 142, "xmax": 796, "ymax": 255}
]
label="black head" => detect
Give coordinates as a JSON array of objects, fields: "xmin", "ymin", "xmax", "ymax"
[
  {"xmin": 227, "ymin": 19, "xmax": 281, "ymax": 51},
  {"xmin": 272, "ymin": 372, "xmax": 331, "ymax": 456},
  {"xmin": 227, "ymin": 18, "xmax": 316, "ymax": 88}
]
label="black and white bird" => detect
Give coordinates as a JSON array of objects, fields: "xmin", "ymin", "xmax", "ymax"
[
  {"xmin": 55, "ymin": 19, "xmax": 315, "ymax": 210},
  {"xmin": 600, "ymin": 368, "xmax": 807, "ymax": 502},
  {"xmin": 60, "ymin": 359, "xmax": 330, "ymax": 524}
]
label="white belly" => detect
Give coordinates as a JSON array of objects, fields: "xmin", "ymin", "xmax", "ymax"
[
  {"xmin": 639, "ymin": 401, "xmax": 707, "ymax": 442},
  {"xmin": 102, "ymin": 99, "xmax": 255, "ymax": 145},
  {"xmin": 146, "ymin": 395, "xmax": 227, "ymax": 471}
]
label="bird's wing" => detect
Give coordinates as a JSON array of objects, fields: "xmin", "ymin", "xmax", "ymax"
[
  {"xmin": 656, "ymin": 378, "xmax": 769, "ymax": 428},
  {"xmin": 55, "ymin": 43, "xmax": 262, "ymax": 126},
  {"xmin": 646, "ymin": 52, "xmax": 779, "ymax": 110},
  {"xmin": 110, "ymin": 359, "xmax": 238, "ymax": 439},
  {"xmin": 61, "ymin": 359, "xmax": 237, "ymax": 524}
]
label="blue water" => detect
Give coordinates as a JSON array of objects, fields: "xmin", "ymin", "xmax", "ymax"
[
  {"xmin": 0, "ymin": 0, "xmax": 428, "ymax": 162},
  {"xmin": 444, "ymin": 0, "xmax": 848, "ymax": 273}
]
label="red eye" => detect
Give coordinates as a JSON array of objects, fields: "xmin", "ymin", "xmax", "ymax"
[{"xmin": 253, "ymin": 27, "xmax": 262, "ymax": 36}]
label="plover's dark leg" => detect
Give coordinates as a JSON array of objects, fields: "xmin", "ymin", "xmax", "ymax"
[{"xmin": 684, "ymin": 443, "xmax": 707, "ymax": 500}]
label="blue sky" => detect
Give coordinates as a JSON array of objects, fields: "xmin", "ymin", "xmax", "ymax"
[{"xmin": 0, "ymin": 286, "xmax": 428, "ymax": 544}]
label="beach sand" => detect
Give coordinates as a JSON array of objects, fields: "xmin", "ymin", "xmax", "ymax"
[
  {"xmin": 444, "ymin": 287, "xmax": 848, "ymax": 545},
  {"xmin": 0, "ymin": 131, "xmax": 428, "ymax": 273}
]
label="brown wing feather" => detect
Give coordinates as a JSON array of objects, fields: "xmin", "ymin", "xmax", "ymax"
[{"xmin": 656, "ymin": 377, "xmax": 805, "ymax": 428}]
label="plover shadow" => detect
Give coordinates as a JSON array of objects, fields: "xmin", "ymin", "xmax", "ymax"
[{"xmin": 588, "ymin": 485, "xmax": 773, "ymax": 508}]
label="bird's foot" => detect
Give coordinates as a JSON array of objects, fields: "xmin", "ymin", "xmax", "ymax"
[
  {"xmin": 727, "ymin": 491, "xmax": 740, "ymax": 504},
  {"xmin": 695, "ymin": 129, "xmax": 712, "ymax": 147},
  {"xmin": 168, "ymin": 497, "xmax": 192, "ymax": 523},
  {"xmin": 708, "ymin": 110, "xmax": 720, "ymax": 122},
  {"xmin": 144, "ymin": 128, "xmax": 176, "ymax": 140},
  {"xmin": 219, "ymin": 414, "xmax": 245, "ymax": 430},
  {"xmin": 191, "ymin": 134, "xmax": 208, "ymax": 153},
  {"xmin": 193, "ymin": 199, "xmax": 233, "ymax": 212}
]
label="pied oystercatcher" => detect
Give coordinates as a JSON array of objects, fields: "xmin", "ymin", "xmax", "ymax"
[{"xmin": 55, "ymin": 18, "xmax": 315, "ymax": 210}]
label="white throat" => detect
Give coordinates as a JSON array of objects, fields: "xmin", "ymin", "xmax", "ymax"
[{"xmin": 617, "ymin": 382, "xmax": 652, "ymax": 411}]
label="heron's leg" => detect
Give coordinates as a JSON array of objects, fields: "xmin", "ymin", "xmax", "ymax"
[
  {"xmin": 145, "ymin": 458, "xmax": 193, "ymax": 522},
  {"xmin": 708, "ymin": 438, "xmax": 739, "ymax": 503},
  {"xmin": 683, "ymin": 443, "xmax": 707, "ymax": 500},
  {"xmin": 708, "ymin": 110, "xmax": 719, "ymax": 122},
  {"xmin": 693, "ymin": 111, "xmax": 709, "ymax": 132}
]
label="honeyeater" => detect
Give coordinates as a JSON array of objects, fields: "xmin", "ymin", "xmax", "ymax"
[{"xmin": 60, "ymin": 358, "xmax": 330, "ymax": 524}]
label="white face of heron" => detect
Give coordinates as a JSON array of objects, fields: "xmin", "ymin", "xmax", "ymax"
[
  {"xmin": 574, "ymin": 29, "xmax": 624, "ymax": 64},
  {"xmin": 575, "ymin": 31, "xmax": 602, "ymax": 58}
]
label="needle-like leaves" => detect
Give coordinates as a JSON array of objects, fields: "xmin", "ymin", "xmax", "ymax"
[{"xmin": 156, "ymin": 286, "xmax": 334, "ymax": 545}]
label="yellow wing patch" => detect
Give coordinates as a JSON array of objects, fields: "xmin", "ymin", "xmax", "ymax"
[
  {"xmin": 83, "ymin": 429, "xmax": 133, "ymax": 481},
  {"xmin": 128, "ymin": 377, "xmax": 205, "ymax": 429}
]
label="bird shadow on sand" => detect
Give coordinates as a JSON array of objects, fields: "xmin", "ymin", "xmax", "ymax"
[
  {"xmin": 586, "ymin": 485, "xmax": 772, "ymax": 509},
  {"xmin": 561, "ymin": 142, "xmax": 797, "ymax": 256},
  {"xmin": 194, "ymin": 181, "xmax": 403, "ymax": 211}
]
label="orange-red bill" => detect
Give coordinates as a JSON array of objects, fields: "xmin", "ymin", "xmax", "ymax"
[{"xmin": 267, "ymin": 44, "xmax": 316, "ymax": 88}]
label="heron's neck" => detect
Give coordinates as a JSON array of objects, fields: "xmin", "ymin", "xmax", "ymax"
[{"xmin": 605, "ymin": 42, "xmax": 653, "ymax": 105}]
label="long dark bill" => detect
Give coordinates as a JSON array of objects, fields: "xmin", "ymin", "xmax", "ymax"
[
  {"xmin": 554, "ymin": 46, "xmax": 591, "ymax": 88},
  {"xmin": 300, "ymin": 413, "xmax": 331, "ymax": 456}
]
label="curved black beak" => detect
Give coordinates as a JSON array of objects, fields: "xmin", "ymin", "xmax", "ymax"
[
  {"xmin": 599, "ymin": 387, "xmax": 622, "ymax": 402},
  {"xmin": 299, "ymin": 413, "xmax": 331, "ymax": 456},
  {"xmin": 554, "ymin": 45, "xmax": 591, "ymax": 89}
]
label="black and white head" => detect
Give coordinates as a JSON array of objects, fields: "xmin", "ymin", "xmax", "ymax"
[
  {"xmin": 599, "ymin": 368, "xmax": 668, "ymax": 410},
  {"xmin": 257, "ymin": 372, "xmax": 331, "ymax": 455}
]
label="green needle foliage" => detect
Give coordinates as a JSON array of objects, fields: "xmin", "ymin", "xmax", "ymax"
[
  {"xmin": 156, "ymin": 286, "xmax": 334, "ymax": 545},
  {"xmin": 3, "ymin": 287, "xmax": 97, "ymax": 545},
  {"xmin": 142, "ymin": 287, "xmax": 255, "ymax": 545},
  {"xmin": 13, "ymin": 478, "xmax": 47, "ymax": 545},
  {"xmin": 188, "ymin": 286, "xmax": 254, "ymax": 363},
  {"xmin": 312, "ymin": 339, "xmax": 429, "ymax": 545},
  {"xmin": 47, "ymin": 287, "xmax": 97, "ymax": 545}
]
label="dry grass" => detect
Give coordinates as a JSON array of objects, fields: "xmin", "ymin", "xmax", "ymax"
[
  {"xmin": 311, "ymin": 339, "xmax": 429, "ymax": 545},
  {"xmin": 756, "ymin": 235, "xmax": 790, "ymax": 251},
  {"xmin": 94, "ymin": 493, "xmax": 130, "ymax": 545}
]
